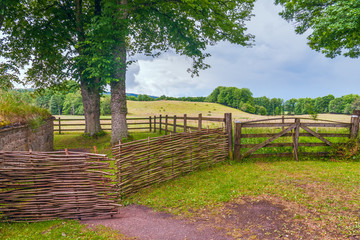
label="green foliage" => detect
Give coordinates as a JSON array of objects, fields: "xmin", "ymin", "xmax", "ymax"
[
  {"xmin": 63, "ymin": 91, "xmax": 84, "ymax": 115},
  {"xmin": 240, "ymin": 102, "xmax": 256, "ymax": 114},
  {"xmin": 49, "ymin": 94, "xmax": 65, "ymax": 115},
  {"xmin": 101, "ymin": 95, "xmax": 112, "ymax": 115},
  {"xmin": 276, "ymin": 0, "xmax": 360, "ymax": 59},
  {"xmin": 0, "ymin": 63, "xmax": 20, "ymax": 90}
]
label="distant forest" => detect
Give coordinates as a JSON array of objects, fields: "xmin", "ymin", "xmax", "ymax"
[{"xmin": 12, "ymin": 83, "xmax": 360, "ymax": 116}]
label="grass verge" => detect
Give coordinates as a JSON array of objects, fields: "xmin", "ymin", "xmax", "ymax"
[
  {"xmin": 0, "ymin": 219, "xmax": 131, "ymax": 240},
  {"xmin": 128, "ymin": 159, "xmax": 360, "ymax": 236}
]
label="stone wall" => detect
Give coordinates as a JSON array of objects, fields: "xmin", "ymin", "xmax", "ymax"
[{"xmin": 0, "ymin": 119, "xmax": 53, "ymax": 151}]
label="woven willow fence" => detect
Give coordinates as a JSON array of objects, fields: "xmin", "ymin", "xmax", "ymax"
[
  {"xmin": 0, "ymin": 151, "xmax": 119, "ymax": 222},
  {"xmin": 113, "ymin": 128, "xmax": 228, "ymax": 197}
]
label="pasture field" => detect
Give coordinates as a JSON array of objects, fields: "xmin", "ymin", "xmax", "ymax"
[
  {"xmin": 129, "ymin": 159, "xmax": 360, "ymax": 238},
  {"xmin": 54, "ymin": 100, "xmax": 353, "ymax": 122}
]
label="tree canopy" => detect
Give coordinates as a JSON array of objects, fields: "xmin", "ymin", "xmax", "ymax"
[
  {"xmin": 275, "ymin": 0, "xmax": 360, "ymax": 58},
  {"xmin": 1, "ymin": 0, "xmax": 256, "ymax": 142}
]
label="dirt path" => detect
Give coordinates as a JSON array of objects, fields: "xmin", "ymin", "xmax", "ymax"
[{"xmin": 82, "ymin": 205, "xmax": 231, "ymax": 240}]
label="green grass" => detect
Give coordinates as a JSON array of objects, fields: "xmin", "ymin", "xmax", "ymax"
[
  {"xmin": 128, "ymin": 159, "xmax": 360, "ymax": 235},
  {"xmin": 0, "ymin": 90, "xmax": 52, "ymax": 128},
  {"xmin": 0, "ymin": 219, "xmax": 130, "ymax": 240},
  {"xmin": 54, "ymin": 131, "xmax": 164, "ymax": 157}
]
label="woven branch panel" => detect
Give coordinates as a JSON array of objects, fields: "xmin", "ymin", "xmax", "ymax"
[
  {"xmin": 0, "ymin": 151, "xmax": 119, "ymax": 222},
  {"xmin": 113, "ymin": 129, "xmax": 228, "ymax": 197}
]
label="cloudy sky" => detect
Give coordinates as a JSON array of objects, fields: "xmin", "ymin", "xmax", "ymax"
[{"xmin": 126, "ymin": 0, "xmax": 360, "ymax": 100}]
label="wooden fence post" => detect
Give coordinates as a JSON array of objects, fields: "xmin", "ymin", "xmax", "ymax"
[
  {"xmin": 234, "ymin": 121, "xmax": 242, "ymax": 161},
  {"xmin": 225, "ymin": 113, "xmax": 233, "ymax": 159},
  {"xmin": 154, "ymin": 116, "xmax": 156, "ymax": 133},
  {"xmin": 58, "ymin": 117, "xmax": 62, "ymax": 134},
  {"xmin": 350, "ymin": 111, "xmax": 360, "ymax": 139},
  {"xmin": 173, "ymin": 115, "xmax": 177, "ymax": 133},
  {"xmin": 165, "ymin": 115, "xmax": 168, "ymax": 135},
  {"xmin": 149, "ymin": 116, "xmax": 152, "ymax": 132},
  {"xmin": 293, "ymin": 118, "xmax": 300, "ymax": 161},
  {"xmin": 183, "ymin": 114, "xmax": 187, "ymax": 132},
  {"xmin": 198, "ymin": 113, "xmax": 202, "ymax": 130},
  {"xmin": 282, "ymin": 115, "xmax": 285, "ymax": 131},
  {"xmin": 159, "ymin": 115, "xmax": 162, "ymax": 134}
]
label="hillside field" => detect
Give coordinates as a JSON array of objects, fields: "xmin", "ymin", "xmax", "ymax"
[{"xmin": 56, "ymin": 100, "xmax": 353, "ymax": 123}]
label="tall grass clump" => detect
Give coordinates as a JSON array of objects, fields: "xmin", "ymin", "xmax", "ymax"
[{"xmin": 0, "ymin": 90, "xmax": 52, "ymax": 129}]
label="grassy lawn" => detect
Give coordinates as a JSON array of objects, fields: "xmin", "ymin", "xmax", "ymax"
[
  {"xmin": 0, "ymin": 220, "xmax": 131, "ymax": 240},
  {"xmin": 128, "ymin": 159, "xmax": 360, "ymax": 237},
  {"xmin": 3, "ymin": 125, "xmax": 360, "ymax": 238},
  {"xmin": 54, "ymin": 131, "xmax": 164, "ymax": 157}
]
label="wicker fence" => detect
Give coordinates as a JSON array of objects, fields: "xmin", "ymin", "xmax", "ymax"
[
  {"xmin": 113, "ymin": 128, "xmax": 229, "ymax": 197},
  {"xmin": 0, "ymin": 151, "xmax": 119, "ymax": 222}
]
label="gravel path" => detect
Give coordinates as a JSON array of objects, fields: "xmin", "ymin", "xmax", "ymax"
[{"xmin": 82, "ymin": 205, "xmax": 230, "ymax": 240}]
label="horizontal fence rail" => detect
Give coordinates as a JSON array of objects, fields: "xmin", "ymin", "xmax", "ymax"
[
  {"xmin": 234, "ymin": 115, "xmax": 359, "ymax": 161},
  {"xmin": 53, "ymin": 114, "xmax": 228, "ymax": 134},
  {"xmin": 113, "ymin": 129, "xmax": 229, "ymax": 197},
  {"xmin": 0, "ymin": 151, "xmax": 119, "ymax": 222}
]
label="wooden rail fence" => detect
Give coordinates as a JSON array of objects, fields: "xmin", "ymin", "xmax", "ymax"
[
  {"xmin": 113, "ymin": 128, "xmax": 229, "ymax": 197},
  {"xmin": 234, "ymin": 115, "xmax": 359, "ymax": 161},
  {"xmin": 0, "ymin": 151, "xmax": 119, "ymax": 222}
]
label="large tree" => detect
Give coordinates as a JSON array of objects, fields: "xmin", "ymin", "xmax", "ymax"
[
  {"xmin": 1, "ymin": 0, "xmax": 256, "ymax": 143},
  {"xmin": 275, "ymin": 0, "xmax": 360, "ymax": 58}
]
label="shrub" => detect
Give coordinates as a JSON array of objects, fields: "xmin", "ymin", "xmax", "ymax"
[{"xmin": 329, "ymin": 139, "xmax": 360, "ymax": 161}]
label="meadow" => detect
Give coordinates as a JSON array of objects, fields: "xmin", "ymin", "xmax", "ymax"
[{"xmin": 1, "ymin": 100, "xmax": 359, "ymax": 239}]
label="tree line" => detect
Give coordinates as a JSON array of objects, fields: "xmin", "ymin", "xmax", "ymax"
[{"xmin": 17, "ymin": 85, "xmax": 360, "ymax": 117}]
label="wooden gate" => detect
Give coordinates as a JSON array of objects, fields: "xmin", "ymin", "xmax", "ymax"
[{"xmin": 234, "ymin": 115, "xmax": 359, "ymax": 161}]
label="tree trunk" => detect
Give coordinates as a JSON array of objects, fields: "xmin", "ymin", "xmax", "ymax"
[
  {"xmin": 81, "ymin": 79, "xmax": 102, "ymax": 136},
  {"xmin": 110, "ymin": 0, "xmax": 128, "ymax": 144},
  {"xmin": 110, "ymin": 50, "xmax": 128, "ymax": 144}
]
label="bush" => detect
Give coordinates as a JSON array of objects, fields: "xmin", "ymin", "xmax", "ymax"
[{"xmin": 329, "ymin": 139, "xmax": 360, "ymax": 161}]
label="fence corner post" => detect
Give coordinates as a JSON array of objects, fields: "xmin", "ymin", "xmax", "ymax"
[
  {"xmin": 350, "ymin": 110, "xmax": 360, "ymax": 139},
  {"xmin": 184, "ymin": 114, "xmax": 187, "ymax": 132},
  {"xmin": 224, "ymin": 113, "xmax": 233, "ymax": 160},
  {"xmin": 198, "ymin": 113, "xmax": 202, "ymax": 131}
]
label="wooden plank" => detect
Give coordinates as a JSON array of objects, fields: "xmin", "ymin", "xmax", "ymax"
[
  {"xmin": 149, "ymin": 116, "xmax": 152, "ymax": 132},
  {"xmin": 225, "ymin": 113, "xmax": 233, "ymax": 159},
  {"xmin": 184, "ymin": 114, "xmax": 187, "ymax": 133},
  {"xmin": 240, "ymin": 133, "xmax": 350, "ymax": 138},
  {"xmin": 201, "ymin": 117, "xmax": 225, "ymax": 122},
  {"xmin": 173, "ymin": 115, "xmax": 177, "ymax": 133},
  {"xmin": 242, "ymin": 124, "xmax": 296, "ymax": 159},
  {"xmin": 198, "ymin": 113, "xmax": 202, "ymax": 130},
  {"xmin": 239, "ymin": 142, "xmax": 329, "ymax": 148},
  {"xmin": 302, "ymin": 123, "xmax": 350, "ymax": 128},
  {"xmin": 242, "ymin": 123, "xmax": 293, "ymax": 128},
  {"xmin": 301, "ymin": 125, "xmax": 332, "ymax": 146},
  {"xmin": 165, "ymin": 115, "xmax": 168, "ymax": 135},
  {"xmin": 159, "ymin": 115, "xmax": 162, "ymax": 134},
  {"xmin": 234, "ymin": 122, "xmax": 242, "ymax": 161},
  {"xmin": 350, "ymin": 115, "xmax": 360, "ymax": 139},
  {"xmin": 249, "ymin": 152, "xmax": 293, "ymax": 158},
  {"xmin": 293, "ymin": 119, "xmax": 300, "ymax": 161}
]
